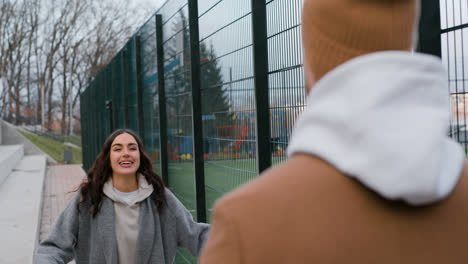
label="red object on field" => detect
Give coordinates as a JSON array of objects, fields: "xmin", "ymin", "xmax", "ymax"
[
  {"xmin": 167, "ymin": 143, "xmax": 180, "ymax": 160},
  {"xmin": 234, "ymin": 123, "xmax": 248, "ymax": 153}
]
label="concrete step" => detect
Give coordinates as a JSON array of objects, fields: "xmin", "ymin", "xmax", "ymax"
[
  {"xmin": 1, "ymin": 120, "xmax": 57, "ymax": 164},
  {"xmin": 0, "ymin": 145, "xmax": 24, "ymax": 186},
  {"xmin": 0, "ymin": 154, "xmax": 47, "ymax": 264}
]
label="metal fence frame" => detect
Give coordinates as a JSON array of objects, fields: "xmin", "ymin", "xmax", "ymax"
[
  {"xmin": 81, "ymin": 0, "xmax": 289, "ymax": 224},
  {"xmin": 80, "ymin": 0, "xmax": 460, "ymax": 245},
  {"xmin": 439, "ymin": 0, "xmax": 468, "ymax": 149}
]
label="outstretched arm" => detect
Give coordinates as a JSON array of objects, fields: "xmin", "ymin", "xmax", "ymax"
[
  {"xmin": 166, "ymin": 190, "xmax": 210, "ymax": 257},
  {"xmin": 175, "ymin": 203, "xmax": 210, "ymax": 257}
]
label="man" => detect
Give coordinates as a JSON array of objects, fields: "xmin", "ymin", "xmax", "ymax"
[{"xmin": 200, "ymin": 0, "xmax": 468, "ymax": 263}]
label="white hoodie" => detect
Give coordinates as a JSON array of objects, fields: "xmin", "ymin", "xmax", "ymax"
[
  {"xmin": 287, "ymin": 51, "xmax": 465, "ymax": 205},
  {"xmin": 103, "ymin": 174, "xmax": 153, "ymax": 264}
]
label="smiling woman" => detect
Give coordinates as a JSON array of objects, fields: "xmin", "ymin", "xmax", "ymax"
[{"xmin": 35, "ymin": 129, "xmax": 210, "ymax": 264}]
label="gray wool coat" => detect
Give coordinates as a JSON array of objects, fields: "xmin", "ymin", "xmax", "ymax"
[{"xmin": 35, "ymin": 189, "xmax": 210, "ymax": 264}]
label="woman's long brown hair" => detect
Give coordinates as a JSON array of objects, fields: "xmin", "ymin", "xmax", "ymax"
[{"xmin": 77, "ymin": 129, "xmax": 166, "ymax": 217}]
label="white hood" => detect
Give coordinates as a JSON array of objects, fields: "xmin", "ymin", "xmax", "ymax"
[
  {"xmin": 103, "ymin": 173, "xmax": 153, "ymax": 205},
  {"xmin": 287, "ymin": 51, "xmax": 465, "ymax": 205}
]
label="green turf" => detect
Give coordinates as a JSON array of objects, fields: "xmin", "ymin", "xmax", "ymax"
[
  {"xmin": 161, "ymin": 157, "xmax": 287, "ymax": 264},
  {"xmin": 18, "ymin": 129, "xmax": 82, "ymax": 164},
  {"xmin": 166, "ymin": 157, "xmax": 286, "ymax": 221}
]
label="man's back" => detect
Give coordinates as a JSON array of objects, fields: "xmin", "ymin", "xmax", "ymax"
[{"xmin": 200, "ymin": 154, "xmax": 468, "ymax": 264}]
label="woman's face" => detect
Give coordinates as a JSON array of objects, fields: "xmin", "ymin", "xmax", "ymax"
[{"xmin": 110, "ymin": 133, "xmax": 140, "ymax": 178}]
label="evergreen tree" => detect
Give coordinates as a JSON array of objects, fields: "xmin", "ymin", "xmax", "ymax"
[
  {"xmin": 200, "ymin": 42, "xmax": 230, "ymax": 138},
  {"xmin": 165, "ymin": 11, "xmax": 231, "ymax": 142}
]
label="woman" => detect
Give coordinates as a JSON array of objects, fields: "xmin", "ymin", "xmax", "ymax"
[{"xmin": 36, "ymin": 129, "xmax": 210, "ymax": 264}]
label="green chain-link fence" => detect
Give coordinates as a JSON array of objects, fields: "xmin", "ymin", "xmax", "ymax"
[{"xmin": 81, "ymin": 0, "xmax": 463, "ymax": 263}]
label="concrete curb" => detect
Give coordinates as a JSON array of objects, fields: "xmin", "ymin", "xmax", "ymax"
[
  {"xmin": 0, "ymin": 145, "xmax": 23, "ymax": 186},
  {"xmin": 33, "ymin": 163, "xmax": 47, "ymax": 264}
]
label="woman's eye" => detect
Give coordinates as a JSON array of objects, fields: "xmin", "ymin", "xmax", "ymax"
[{"xmin": 113, "ymin": 148, "xmax": 121, "ymax": 151}]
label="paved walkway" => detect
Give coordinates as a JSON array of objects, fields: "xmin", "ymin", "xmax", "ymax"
[
  {"xmin": 38, "ymin": 164, "xmax": 86, "ymax": 263},
  {"xmin": 0, "ymin": 155, "xmax": 46, "ymax": 264}
]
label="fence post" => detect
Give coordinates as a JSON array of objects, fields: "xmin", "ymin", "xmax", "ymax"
[
  {"xmin": 92, "ymin": 83, "xmax": 98, "ymax": 159},
  {"xmin": 106, "ymin": 68, "xmax": 114, "ymax": 133},
  {"xmin": 188, "ymin": 0, "xmax": 207, "ymax": 223},
  {"xmin": 122, "ymin": 50, "xmax": 129, "ymax": 128},
  {"xmin": 135, "ymin": 36, "xmax": 146, "ymax": 143},
  {"xmin": 80, "ymin": 93, "xmax": 87, "ymax": 170},
  {"xmin": 98, "ymin": 74, "xmax": 104, "ymax": 147},
  {"xmin": 417, "ymin": 0, "xmax": 441, "ymax": 57},
  {"xmin": 112, "ymin": 61, "xmax": 119, "ymax": 130},
  {"xmin": 156, "ymin": 14, "xmax": 169, "ymax": 186},
  {"xmin": 251, "ymin": 0, "xmax": 272, "ymax": 173}
]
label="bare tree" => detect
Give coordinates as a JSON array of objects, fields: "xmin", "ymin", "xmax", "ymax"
[
  {"xmin": 0, "ymin": 1, "xmax": 32, "ymax": 124},
  {"xmin": 67, "ymin": 0, "xmax": 157, "ymax": 134},
  {"xmin": 24, "ymin": 0, "xmax": 40, "ymax": 124},
  {"xmin": 0, "ymin": 1, "xmax": 17, "ymax": 120},
  {"xmin": 38, "ymin": 0, "xmax": 88, "ymax": 130},
  {"xmin": 0, "ymin": 0, "xmax": 160, "ymax": 132}
]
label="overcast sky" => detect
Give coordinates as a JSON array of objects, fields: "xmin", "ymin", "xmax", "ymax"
[
  {"xmin": 131, "ymin": 0, "xmax": 167, "ymax": 20},
  {"xmin": 132, "ymin": 0, "xmax": 166, "ymax": 10},
  {"xmin": 129, "ymin": 0, "xmax": 166, "ymax": 37}
]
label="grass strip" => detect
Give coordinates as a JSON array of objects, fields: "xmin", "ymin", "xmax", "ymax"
[{"xmin": 18, "ymin": 129, "xmax": 82, "ymax": 164}]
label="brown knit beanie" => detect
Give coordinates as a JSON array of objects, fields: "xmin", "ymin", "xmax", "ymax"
[{"xmin": 302, "ymin": 0, "xmax": 419, "ymax": 82}]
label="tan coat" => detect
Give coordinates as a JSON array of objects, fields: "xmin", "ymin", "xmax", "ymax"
[{"xmin": 200, "ymin": 154, "xmax": 468, "ymax": 264}]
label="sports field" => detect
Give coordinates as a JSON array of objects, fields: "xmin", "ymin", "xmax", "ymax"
[{"xmin": 169, "ymin": 157, "xmax": 285, "ymax": 264}]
